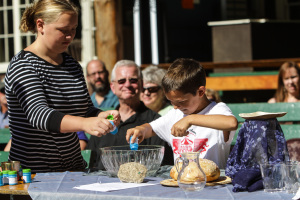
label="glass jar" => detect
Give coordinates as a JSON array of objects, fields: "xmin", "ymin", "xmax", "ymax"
[
  {"xmin": 22, "ymin": 169, "xmax": 32, "ymax": 183},
  {"xmin": 2, "ymin": 170, "xmax": 9, "ymax": 185},
  {"xmin": 0, "ymin": 172, "xmax": 3, "ymax": 186},
  {"xmin": 175, "ymin": 152, "xmax": 206, "ymax": 192},
  {"xmin": 8, "ymin": 171, "xmax": 18, "ymax": 185}
]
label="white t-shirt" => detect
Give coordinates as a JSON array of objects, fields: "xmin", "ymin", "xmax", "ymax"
[{"xmin": 150, "ymin": 101, "xmax": 236, "ymax": 169}]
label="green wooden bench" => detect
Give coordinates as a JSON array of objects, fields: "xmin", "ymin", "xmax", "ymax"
[
  {"xmin": 209, "ymin": 71, "xmax": 279, "ymax": 77},
  {"xmin": 0, "ymin": 150, "xmax": 92, "ymax": 169},
  {"xmin": 0, "ymin": 151, "xmax": 9, "ymax": 163},
  {"xmin": 227, "ymin": 102, "xmax": 300, "ymax": 146},
  {"xmin": 0, "ymin": 128, "xmax": 11, "ymax": 144}
]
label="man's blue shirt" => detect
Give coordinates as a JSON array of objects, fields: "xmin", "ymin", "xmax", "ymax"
[
  {"xmin": 90, "ymin": 90, "xmax": 119, "ymax": 110},
  {"xmin": 0, "ymin": 106, "xmax": 9, "ymax": 129}
]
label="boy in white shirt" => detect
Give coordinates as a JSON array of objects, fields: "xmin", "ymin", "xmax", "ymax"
[{"xmin": 126, "ymin": 58, "xmax": 238, "ymax": 169}]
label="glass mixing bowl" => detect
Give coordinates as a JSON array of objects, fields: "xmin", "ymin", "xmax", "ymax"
[{"xmin": 100, "ymin": 145, "xmax": 165, "ymax": 177}]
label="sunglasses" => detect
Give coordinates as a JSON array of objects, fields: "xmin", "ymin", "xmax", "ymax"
[
  {"xmin": 116, "ymin": 78, "xmax": 139, "ymax": 85},
  {"xmin": 142, "ymin": 86, "xmax": 161, "ymax": 93}
]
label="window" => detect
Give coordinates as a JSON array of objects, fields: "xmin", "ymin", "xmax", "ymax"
[{"xmin": 0, "ymin": 0, "xmax": 35, "ymax": 73}]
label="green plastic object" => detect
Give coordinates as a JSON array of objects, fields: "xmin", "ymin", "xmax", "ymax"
[
  {"xmin": 23, "ymin": 169, "xmax": 31, "ymax": 173},
  {"xmin": 107, "ymin": 115, "xmax": 114, "ymax": 120},
  {"xmin": 8, "ymin": 171, "xmax": 17, "ymax": 175}
]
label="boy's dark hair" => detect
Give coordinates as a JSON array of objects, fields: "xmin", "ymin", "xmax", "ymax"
[{"xmin": 162, "ymin": 58, "xmax": 206, "ymax": 95}]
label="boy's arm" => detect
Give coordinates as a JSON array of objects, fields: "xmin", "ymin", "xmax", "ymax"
[
  {"xmin": 171, "ymin": 114, "xmax": 237, "ymax": 137},
  {"xmin": 126, "ymin": 123, "xmax": 157, "ymax": 144}
]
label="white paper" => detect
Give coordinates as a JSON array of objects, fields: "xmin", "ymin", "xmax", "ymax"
[
  {"xmin": 74, "ymin": 182, "xmax": 157, "ymax": 192},
  {"xmin": 293, "ymin": 187, "xmax": 300, "ymax": 200}
]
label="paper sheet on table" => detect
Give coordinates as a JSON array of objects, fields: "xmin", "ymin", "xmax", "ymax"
[
  {"xmin": 293, "ymin": 187, "xmax": 300, "ymax": 200},
  {"xmin": 74, "ymin": 182, "xmax": 157, "ymax": 192}
]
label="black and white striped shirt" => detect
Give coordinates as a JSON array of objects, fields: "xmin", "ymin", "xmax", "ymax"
[{"xmin": 5, "ymin": 50, "xmax": 99, "ymax": 172}]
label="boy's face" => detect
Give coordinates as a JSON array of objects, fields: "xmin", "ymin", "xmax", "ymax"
[{"xmin": 165, "ymin": 87, "xmax": 205, "ymax": 115}]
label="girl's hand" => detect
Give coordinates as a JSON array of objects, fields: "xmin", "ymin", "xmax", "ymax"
[
  {"xmin": 83, "ymin": 117, "xmax": 112, "ymax": 137},
  {"xmin": 98, "ymin": 110, "xmax": 120, "ymax": 126}
]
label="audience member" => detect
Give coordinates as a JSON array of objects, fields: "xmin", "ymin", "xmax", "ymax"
[
  {"xmin": 140, "ymin": 66, "xmax": 173, "ymax": 116},
  {"xmin": 268, "ymin": 61, "xmax": 300, "ymax": 103},
  {"xmin": 205, "ymin": 88, "xmax": 221, "ymax": 103},
  {"xmin": 86, "ymin": 59, "xmax": 119, "ymax": 109},
  {"xmin": 126, "ymin": 58, "xmax": 238, "ymax": 169},
  {"xmin": 87, "ymin": 60, "xmax": 173, "ymax": 170},
  {"xmin": 0, "ymin": 84, "xmax": 9, "ymax": 129},
  {"xmin": 5, "ymin": 0, "xmax": 119, "ymax": 173},
  {"xmin": 77, "ymin": 131, "xmax": 89, "ymax": 150}
]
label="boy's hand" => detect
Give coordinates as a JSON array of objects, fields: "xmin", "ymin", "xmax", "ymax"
[
  {"xmin": 126, "ymin": 126, "xmax": 146, "ymax": 144},
  {"xmin": 171, "ymin": 116, "xmax": 191, "ymax": 137}
]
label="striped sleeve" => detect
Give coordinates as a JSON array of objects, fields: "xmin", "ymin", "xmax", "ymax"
[
  {"xmin": 4, "ymin": 51, "xmax": 95, "ymax": 172},
  {"xmin": 6, "ymin": 56, "xmax": 61, "ymax": 131}
]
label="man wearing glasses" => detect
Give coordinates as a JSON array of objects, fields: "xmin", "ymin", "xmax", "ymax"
[
  {"xmin": 87, "ymin": 60, "xmax": 172, "ymax": 170},
  {"xmin": 86, "ymin": 59, "xmax": 119, "ymax": 110}
]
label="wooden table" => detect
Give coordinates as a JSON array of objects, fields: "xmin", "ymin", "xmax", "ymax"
[{"xmin": 0, "ymin": 174, "xmax": 35, "ymax": 200}]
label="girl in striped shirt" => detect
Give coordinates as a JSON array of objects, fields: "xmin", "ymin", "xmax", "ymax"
[{"xmin": 5, "ymin": 0, "xmax": 119, "ymax": 173}]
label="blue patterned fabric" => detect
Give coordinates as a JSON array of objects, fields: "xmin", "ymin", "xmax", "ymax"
[{"xmin": 225, "ymin": 119, "xmax": 289, "ymax": 192}]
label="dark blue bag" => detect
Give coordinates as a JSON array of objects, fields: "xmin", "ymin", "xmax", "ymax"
[{"xmin": 225, "ymin": 119, "xmax": 289, "ymax": 192}]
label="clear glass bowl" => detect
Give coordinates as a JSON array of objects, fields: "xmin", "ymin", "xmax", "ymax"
[{"xmin": 100, "ymin": 145, "xmax": 165, "ymax": 177}]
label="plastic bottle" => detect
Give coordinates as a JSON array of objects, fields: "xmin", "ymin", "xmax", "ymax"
[
  {"xmin": 107, "ymin": 115, "xmax": 118, "ymax": 135},
  {"xmin": 0, "ymin": 172, "xmax": 3, "ymax": 186},
  {"xmin": 8, "ymin": 171, "xmax": 18, "ymax": 185},
  {"xmin": 22, "ymin": 169, "xmax": 32, "ymax": 183},
  {"xmin": 130, "ymin": 136, "xmax": 138, "ymax": 150},
  {"xmin": 2, "ymin": 170, "xmax": 9, "ymax": 185}
]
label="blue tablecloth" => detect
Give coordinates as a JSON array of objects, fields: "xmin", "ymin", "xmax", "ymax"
[{"xmin": 28, "ymin": 171, "xmax": 294, "ymax": 200}]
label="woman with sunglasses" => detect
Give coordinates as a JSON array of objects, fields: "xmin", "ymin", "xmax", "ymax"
[{"xmin": 141, "ymin": 66, "xmax": 173, "ymax": 116}]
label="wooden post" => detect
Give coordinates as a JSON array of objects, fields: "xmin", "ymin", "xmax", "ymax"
[{"xmin": 94, "ymin": 0, "xmax": 120, "ymax": 74}]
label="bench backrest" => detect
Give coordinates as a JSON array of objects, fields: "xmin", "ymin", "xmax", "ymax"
[
  {"xmin": 227, "ymin": 102, "xmax": 300, "ymax": 146},
  {"xmin": 227, "ymin": 102, "xmax": 300, "ymax": 123},
  {"xmin": 0, "ymin": 128, "xmax": 11, "ymax": 145},
  {"xmin": 0, "ymin": 151, "xmax": 9, "ymax": 163}
]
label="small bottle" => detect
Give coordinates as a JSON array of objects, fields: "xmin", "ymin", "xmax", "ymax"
[
  {"xmin": 22, "ymin": 169, "xmax": 31, "ymax": 183},
  {"xmin": 18, "ymin": 165, "xmax": 23, "ymax": 181},
  {"xmin": 130, "ymin": 136, "xmax": 138, "ymax": 150},
  {"xmin": 8, "ymin": 171, "xmax": 18, "ymax": 185},
  {"xmin": 0, "ymin": 172, "xmax": 3, "ymax": 186},
  {"xmin": 2, "ymin": 170, "xmax": 9, "ymax": 185},
  {"xmin": 107, "ymin": 115, "xmax": 118, "ymax": 135}
]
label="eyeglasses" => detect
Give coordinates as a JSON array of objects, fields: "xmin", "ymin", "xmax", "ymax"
[
  {"xmin": 88, "ymin": 71, "xmax": 106, "ymax": 77},
  {"xmin": 116, "ymin": 78, "xmax": 139, "ymax": 85},
  {"xmin": 142, "ymin": 86, "xmax": 161, "ymax": 93}
]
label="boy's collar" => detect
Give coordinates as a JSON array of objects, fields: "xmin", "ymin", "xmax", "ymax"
[{"xmin": 184, "ymin": 101, "xmax": 216, "ymax": 117}]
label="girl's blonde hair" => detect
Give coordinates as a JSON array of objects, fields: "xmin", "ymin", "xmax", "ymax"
[{"xmin": 20, "ymin": 0, "xmax": 79, "ymax": 33}]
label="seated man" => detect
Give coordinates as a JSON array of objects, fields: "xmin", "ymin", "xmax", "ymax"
[
  {"xmin": 86, "ymin": 59, "xmax": 119, "ymax": 110},
  {"xmin": 87, "ymin": 60, "xmax": 173, "ymax": 170}
]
